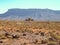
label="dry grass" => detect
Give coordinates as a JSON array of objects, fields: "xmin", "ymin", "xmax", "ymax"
[{"xmin": 0, "ymin": 20, "xmax": 60, "ymax": 45}]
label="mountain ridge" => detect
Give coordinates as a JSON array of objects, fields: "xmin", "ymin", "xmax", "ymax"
[{"xmin": 0, "ymin": 8, "xmax": 60, "ymax": 21}]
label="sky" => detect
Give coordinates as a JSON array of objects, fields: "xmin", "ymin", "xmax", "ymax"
[{"xmin": 0, "ymin": 0, "xmax": 60, "ymax": 14}]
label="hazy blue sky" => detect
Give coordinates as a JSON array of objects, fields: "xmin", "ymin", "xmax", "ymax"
[{"xmin": 0, "ymin": 0, "xmax": 60, "ymax": 14}]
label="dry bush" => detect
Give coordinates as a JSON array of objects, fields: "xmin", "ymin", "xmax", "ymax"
[{"xmin": 25, "ymin": 18, "xmax": 34, "ymax": 21}]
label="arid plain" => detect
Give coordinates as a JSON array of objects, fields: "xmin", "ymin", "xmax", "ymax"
[{"xmin": 0, "ymin": 20, "xmax": 60, "ymax": 45}]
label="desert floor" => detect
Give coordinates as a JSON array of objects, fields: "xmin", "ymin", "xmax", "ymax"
[{"xmin": 0, "ymin": 20, "xmax": 60, "ymax": 45}]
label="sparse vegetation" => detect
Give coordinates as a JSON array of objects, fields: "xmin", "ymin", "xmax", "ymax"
[
  {"xmin": 23, "ymin": 33, "xmax": 26, "ymax": 36},
  {"xmin": 0, "ymin": 41, "xmax": 3, "ymax": 43},
  {"xmin": 0, "ymin": 20, "xmax": 60, "ymax": 45},
  {"xmin": 25, "ymin": 18, "xmax": 34, "ymax": 21},
  {"xmin": 41, "ymin": 40, "xmax": 47, "ymax": 44}
]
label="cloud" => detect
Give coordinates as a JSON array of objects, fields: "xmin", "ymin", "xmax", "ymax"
[{"xmin": 0, "ymin": 9, "xmax": 8, "ymax": 14}]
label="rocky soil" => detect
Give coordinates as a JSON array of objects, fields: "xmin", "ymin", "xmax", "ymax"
[{"xmin": 0, "ymin": 20, "xmax": 60, "ymax": 45}]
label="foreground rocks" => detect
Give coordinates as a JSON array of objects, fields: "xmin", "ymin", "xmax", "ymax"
[{"xmin": 0, "ymin": 29, "xmax": 60, "ymax": 45}]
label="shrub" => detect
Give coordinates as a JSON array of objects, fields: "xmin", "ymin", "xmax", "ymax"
[
  {"xmin": 23, "ymin": 33, "xmax": 26, "ymax": 36},
  {"xmin": 35, "ymin": 33, "xmax": 39, "ymax": 35},
  {"xmin": 5, "ymin": 32, "xmax": 11, "ymax": 38},
  {"xmin": 48, "ymin": 38, "xmax": 55, "ymax": 41},
  {"xmin": 25, "ymin": 18, "xmax": 34, "ymax": 21},
  {"xmin": 41, "ymin": 40, "xmax": 47, "ymax": 44},
  {"xmin": 40, "ymin": 32, "xmax": 45, "ymax": 36},
  {"xmin": 21, "ymin": 43, "xmax": 27, "ymax": 45},
  {"xmin": 48, "ymin": 43, "xmax": 55, "ymax": 45},
  {"xmin": 16, "ymin": 30, "xmax": 20, "ymax": 32},
  {"xmin": 0, "ymin": 41, "xmax": 3, "ymax": 43},
  {"xmin": 33, "ymin": 39, "xmax": 38, "ymax": 44}
]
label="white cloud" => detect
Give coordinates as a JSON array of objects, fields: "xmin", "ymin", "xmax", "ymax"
[{"xmin": 0, "ymin": 9, "xmax": 8, "ymax": 14}]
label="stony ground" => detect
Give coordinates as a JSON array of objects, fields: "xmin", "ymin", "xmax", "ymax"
[{"xmin": 0, "ymin": 20, "xmax": 60, "ymax": 45}]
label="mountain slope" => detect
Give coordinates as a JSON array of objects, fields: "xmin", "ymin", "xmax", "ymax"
[{"xmin": 0, "ymin": 8, "xmax": 60, "ymax": 21}]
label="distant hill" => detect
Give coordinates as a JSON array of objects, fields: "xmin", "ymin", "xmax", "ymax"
[{"xmin": 0, "ymin": 8, "xmax": 60, "ymax": 21}]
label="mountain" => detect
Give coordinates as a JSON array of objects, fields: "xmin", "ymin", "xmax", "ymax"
[{"xmin": 0, "ymin": 8, "xmax": 60, "ymax": 21}]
